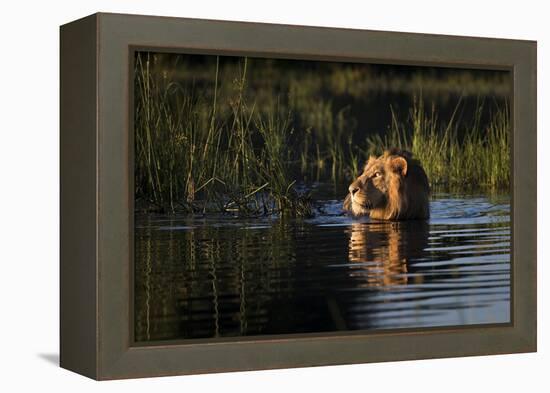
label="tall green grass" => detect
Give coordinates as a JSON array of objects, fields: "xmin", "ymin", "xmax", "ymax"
[
  {"xmin": 365, "ymin": 98, "xmax": 510, "ymax": 189},
  {"xmin": 134, "ymin": 53, "xmax": 311, "ymax": 216},
  {"xmin": 135, "ymin": 52, "xmax": 511, "ymax": 216}
]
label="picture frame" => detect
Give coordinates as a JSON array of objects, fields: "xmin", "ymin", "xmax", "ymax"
[{"xmin": 60, "ymin": 12, "xmax": 537, "ymax": 380}]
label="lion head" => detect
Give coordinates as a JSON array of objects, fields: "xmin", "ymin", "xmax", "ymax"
[{"xmin": 343, "ymin": 148, "xmax": 430, "ymax": 220}]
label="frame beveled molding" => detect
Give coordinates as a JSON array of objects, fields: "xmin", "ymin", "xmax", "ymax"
[{"xmin": 60, "ymin": 12, "xmax": 536, "ymax": 380}]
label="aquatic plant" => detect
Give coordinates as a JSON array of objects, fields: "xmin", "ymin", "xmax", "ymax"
[
  {"xmin": 366, "ymin": 98, "xmax": 510, "ymax": 189},
  {"xmin": 134, "ymin": 53, "xmax": 311, "ymax": 216},
  {"xmin": 134, "ymin": 52, "xmax": 511, "ymax": 216}
]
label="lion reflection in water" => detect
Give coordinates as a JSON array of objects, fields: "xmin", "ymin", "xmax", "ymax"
[{"xmin": 346, "ymin": 220, "xmax": 429, "ymax": 288}]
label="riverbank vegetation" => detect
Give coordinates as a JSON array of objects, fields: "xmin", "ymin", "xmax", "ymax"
[
  {"xmin": 365, "ymin": 98, "xmax": 510, "ymax": 189},
  {"xmin": 134, "ymin": 52, "xmax": 511, "ymax": 215}
]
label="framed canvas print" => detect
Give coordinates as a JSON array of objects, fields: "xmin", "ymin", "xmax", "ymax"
[{"xmin": 60, "ymin": 12, "xmax": 537, "ymax": 380}]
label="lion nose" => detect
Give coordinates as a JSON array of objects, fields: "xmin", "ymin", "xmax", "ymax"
[{"xmin": 349, "ymin": 185, "xmax": 360, "ymax": 196}]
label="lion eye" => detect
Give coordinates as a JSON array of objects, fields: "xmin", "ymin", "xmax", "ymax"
[{"xmin": 373, "ymin": 172, "xmax": 382, "ymax": 178}]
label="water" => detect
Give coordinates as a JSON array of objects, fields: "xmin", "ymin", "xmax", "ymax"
[{"xmin": 134, "ymin": 188, "xmax": 510, "ymax": 342}]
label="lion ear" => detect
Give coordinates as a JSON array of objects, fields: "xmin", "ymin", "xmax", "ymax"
[{"xmin": 390, "ymin": 156, "xmax": 408, "ymax": 176}]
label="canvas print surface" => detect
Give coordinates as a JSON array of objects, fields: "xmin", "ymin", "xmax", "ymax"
[{"xmin": 133, "ymin": 51, "xmax": 511, "ymax": 342}]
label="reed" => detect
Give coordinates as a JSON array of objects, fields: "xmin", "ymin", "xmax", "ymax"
[
  {"xmin": 366, "ymin": 98, "xmax": 510, "ymax": 189},
  {"xmin": 134, "ymin": 53, "xmax": 311, "ymax": 216},
  {"xmin": 134, "ymin": 52, "xmax": 510, "ymax": 217}
]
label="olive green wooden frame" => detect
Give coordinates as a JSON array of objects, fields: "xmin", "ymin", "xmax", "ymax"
[{"xmin": 60, "ymin": 12, "xmax": 537, "ymax": 380}]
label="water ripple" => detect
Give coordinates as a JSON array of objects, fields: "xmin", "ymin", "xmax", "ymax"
[{"xmin": 134, "ymin": 192, "xmax": 510, "ymax": 341}]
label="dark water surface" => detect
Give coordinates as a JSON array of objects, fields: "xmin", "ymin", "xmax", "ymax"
[{"xmin": 134, "ymin": 189, "xmax": 510, "ymax": 342}]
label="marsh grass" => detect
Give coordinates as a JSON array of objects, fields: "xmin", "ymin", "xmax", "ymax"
[
  {"xmin": 365, "ymin": 98, "xmax": 510, "ymax": 189},
  {"xmin": 134, "ymin": 53, "xmax": 312, "ymax": 216},
  {"xmin": 135, "ymin": 52, "xmax": 510, "ymax": 216}
]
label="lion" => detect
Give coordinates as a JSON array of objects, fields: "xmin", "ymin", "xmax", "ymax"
[{"xmin": 343, "ymin": 148, "xmax": 430, "ymax": 220}]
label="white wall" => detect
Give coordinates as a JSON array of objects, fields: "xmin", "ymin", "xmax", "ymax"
[{"xmin": 0, "ymin": 0, "xmax": 545, "ymax": 391}]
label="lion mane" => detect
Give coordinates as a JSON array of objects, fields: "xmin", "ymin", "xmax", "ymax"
[{"xmin": 343, "ymin": 148, "xmax": 430, "ymax": 220}]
